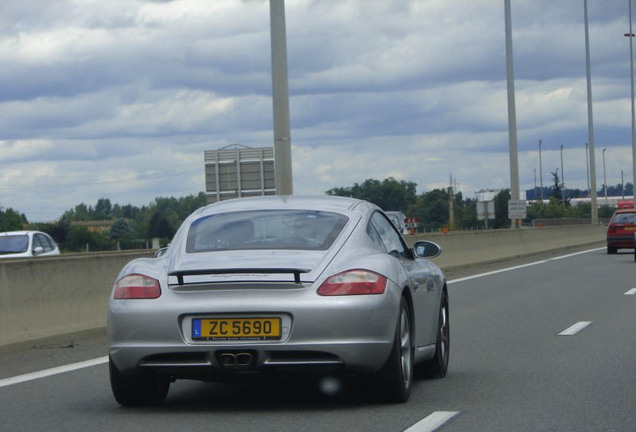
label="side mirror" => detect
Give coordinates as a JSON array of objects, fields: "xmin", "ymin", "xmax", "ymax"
[
  {"xmin": 413, "ymin": 240, "xmax": 442, "ymax": 259},
  {"xmin": 154, "ymin": 247, "xmax": 168, "ymax": 258},
  {"xmin": 33, "ymin": 246, "xmax": 44, "ymax": 256}
]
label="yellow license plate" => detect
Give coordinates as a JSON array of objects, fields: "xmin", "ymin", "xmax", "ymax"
[
  {"xmin": 192, "ymin": 317, "xmax": 281, "ymax": 341},
  {"xmin": 625, "ymin": 227, "xmax": 636, "ymax": 231}
]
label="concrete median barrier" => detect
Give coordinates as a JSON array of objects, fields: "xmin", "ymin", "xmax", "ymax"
[
  {"xmin": 0, "ymin": 251, "xmax": 153, "ymax": 347},
  {"xmin": 407, "ymin": 224, "xmax": 606, "ymax": 269},
  {"xmin": 0, "ymin": 225, "xmax": 606, "ymax": 348}
]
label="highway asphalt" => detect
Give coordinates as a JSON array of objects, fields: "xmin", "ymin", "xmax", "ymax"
[{"xmin": 0, "ymin": 245, "xmax": 634, "ymax": 432}]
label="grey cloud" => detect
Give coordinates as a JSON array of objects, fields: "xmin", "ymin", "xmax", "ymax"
[{"xmin": 0, "ymin": 0, "xmax": 634, "ymax": 221}]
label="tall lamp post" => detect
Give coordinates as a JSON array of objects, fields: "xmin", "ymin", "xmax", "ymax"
[
  {"xmin": 622, "ymin": 169, "xmax": 625, "ymax": 199},
  {"xmin": 584, "ymin": 0, "xmax": 599, "ymax": 223},
  {"xmin": 560, "ymin": 144, "xmax": 565, "ymax": 205},
  {"xmin": 539, "ymin": 140, "xmax": 544, "ymax": 202},
  {"xmin": 586, "ymin": 142, "xmax": 590, "ymax": 196},
  {"xmin": 602, "ymin": 147, "xmax": 608, "ymax": 203},
  {"xmin": 270, "ymin": 0, "xmax": 293, "ymax": 196},
  {"xmin": 626, "ymin": 0, "xmax": 636, "ymax": 207},
  {"xmin": 504, "ymin": 0, "xmax": 521, "ymax": 228}
]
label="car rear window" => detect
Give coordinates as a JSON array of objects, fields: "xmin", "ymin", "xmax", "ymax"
[
  {"xmin": 611, "ymin": 213, "xmax": 636, "ymax": 224},
  {"xmin": 186, "ymin": 210, "xmax": 349, "ymax": 253},
  {"xmin": 0, "ymin": 235, "xmax": 28, "ymax": 254}
]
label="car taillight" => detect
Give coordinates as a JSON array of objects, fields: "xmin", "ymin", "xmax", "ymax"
[
  {"xmin": 317, "ymin": 270, "xmax": 387, "ymax": 296},
  {"xmin": 608, "ymin": 226, "xmax": 616, "ymax": 234},
  {"xmin": 114, "ymin": 274, "xmax": 161, "ymax": 299}
]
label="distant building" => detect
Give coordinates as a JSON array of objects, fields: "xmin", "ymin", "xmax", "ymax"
[
  {"xmin": 559, "ymin": 196, "xmax": 634, "ymax": 208},
  {"xmin": 204, "ymin": 144, "xmax": 275, "ymax": 203}
]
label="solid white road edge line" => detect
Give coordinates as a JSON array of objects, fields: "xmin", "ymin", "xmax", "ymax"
[
  {"xmin": 625, "ymin": 288, "xmax": 636, "ymax": 295},
  {"xmin": 558, "ymin": 321, "xmax": 592, "ymax": 336},
  {"xmin": 447, "ymin": 247, "xmax": 605, "ymax": 285},
  {"xmin": 403, "ymin": 411, "xmax": 461, "ymax": 432},
  {"xmin": 0, "ymin": 356, "xmax": 108, "ymax": 389},
  {"xmin": 0, "ymin": 247, "xmax": 605, "ymax": 389}
]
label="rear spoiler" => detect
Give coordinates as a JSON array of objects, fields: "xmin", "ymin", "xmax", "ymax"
[{"xmin": 168, "ymin": 268, "xmax": 311, "ymax": 286}]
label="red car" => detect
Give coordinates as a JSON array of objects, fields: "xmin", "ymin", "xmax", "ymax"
[{"xmin": 606, "ymin": 209, "xmax": 636, "ymax": 254}]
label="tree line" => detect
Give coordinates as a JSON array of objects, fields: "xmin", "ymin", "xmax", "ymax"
[
  {"xmin": 1, "ymin": 175, "xmax": 627, "ymax": 252},
  {"xmin": 328, "ymin": 178, "xmax": 501, "ymax": 230},
  {"xmin": 328, "ymin": 176, "xmax": 622, "ymax": 231},
  {"xmin": 0, "ymin": 193, "xmax": 208, "ymax": 252}
]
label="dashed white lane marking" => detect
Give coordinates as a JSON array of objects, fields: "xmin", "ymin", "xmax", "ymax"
[
  {"xmin": 404, "ymin": 411, "xmax": 461, "ymax": 432},
  {"xmin": 0, "ymin": 356, "xmax": 108, "ymax": 388},
  {"xmin": 625, "ymin": 288, "xmax": 636, "ymax": 295},
  {"xmin": 558, "ymin": 321, "xmax": 592, "ymax": 336},
  {"xmin": 447, "ymin": 247, "xmax": 605, "ymax": 285}
]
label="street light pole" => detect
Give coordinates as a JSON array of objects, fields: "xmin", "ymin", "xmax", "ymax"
[
  {"xmin": 504, "ymin": 0, "xmax": 521, "ymax": 228},
  {"xmin": 625, "ymin": 0, "xmax": 636, "ymax": 208},
  {"xmin": 539, "ymin": 140, "xmax": 544, "ymax": 202},
  {"xmin": 584, "ymin": 0, "xmax": 599, "ymax": 223},
  {"xmin": 622, "ymin": 169, "xmax": 625, "ymax": 199},
  {"xmin": 586, "ymin": 142, "xmax": 590, "ymax": 196},
  {"xmin": 560, "ymin": 144, "xmax": 565, "ymax": 205},
  {"xmin": 602, "ymin": 147, "xmax": 608, "ymax": 203},
  {"xmin": 269, "ymin": 0, "xmax": 293, "ymax": 196}
]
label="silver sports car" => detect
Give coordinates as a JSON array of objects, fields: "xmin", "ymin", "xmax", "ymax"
[{"xmin": 107, "ymin": 195, "xmax": 449, "ymax": 406}]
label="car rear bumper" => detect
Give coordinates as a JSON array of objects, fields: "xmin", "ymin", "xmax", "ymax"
[
  {"xmin": 108, "ymin": 286, "xmax": 402, "ymax": 377},
  {"xmin": 607, "ymin": 236, "xmax": 636, "ymax": 248},
  {"xmin": 109, "ymin": 340, "xmax": 393, "ymax": 379}
]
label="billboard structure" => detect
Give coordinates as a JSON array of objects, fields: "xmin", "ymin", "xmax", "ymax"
[
  {"xmin": 204, "ymin": 144, "xmax": 276, "ymax": 204},
  {"xmin": 475, "ymin": 189, "xmax": 497, "ymax": 229}
]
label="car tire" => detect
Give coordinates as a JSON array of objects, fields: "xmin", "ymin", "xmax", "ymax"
[
  {"xmin": 415, "ymin": 289, "xmax": 450, "ymax": 379},
  {"xmin": 109, "ymin": 357, "xmax": 170, "ymax": 406},
  {"xmin": 607, "ymin": 246, "xmax": 617, "ymax": 254},
  {"xmin": 372, "ymin": 297, "xmax": 413, "ymax": 403}
]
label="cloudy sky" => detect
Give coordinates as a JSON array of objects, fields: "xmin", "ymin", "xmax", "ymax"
[{"xmin": 0, "ymin": 0, "xmax": 634, "ymax": 221}]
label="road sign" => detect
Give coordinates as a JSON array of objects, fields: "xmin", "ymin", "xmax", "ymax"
[
  {"xmin": 508, "ymin": 200, "xmax": 527, "ymax": 219},
  {"xmin": 476, "ymin": 200, "xmax": 495, "ymax": 221}
]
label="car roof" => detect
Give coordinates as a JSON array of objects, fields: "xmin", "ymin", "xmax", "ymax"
[
  {"xmin": 192, "ymin": 195, "xmax": 376, "ymax": 218},
  {"xmin": 0, "ymin": 231, "xmax": 45, "ymax": 236},
  {"xmin": 611, "ymin": 209, "xmax": 636, "ymax": 216}
]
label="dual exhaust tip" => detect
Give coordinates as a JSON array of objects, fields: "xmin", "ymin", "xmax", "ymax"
[{"xmin": 218, "ymin": 352, "xmax": 254, "ymax": 368}]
